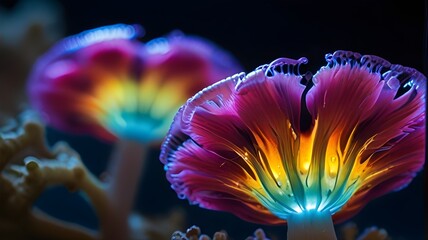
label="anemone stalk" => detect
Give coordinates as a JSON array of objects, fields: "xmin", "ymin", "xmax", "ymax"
[
  {"xmin": 287, "ymin": 210, "xmax": 336, "ymax": 240},
  {"xmin": 104, "ymin": 140, "xmax": 148, "ymax": 240}
]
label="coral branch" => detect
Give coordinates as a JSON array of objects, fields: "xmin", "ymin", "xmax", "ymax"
[
  {"xmin": 1, "ymin": 114, "xmax": 184, "ymax": 240},
  {"xmin": 28, "ymin": 209, "xmax": 97, "ymax": 240},
  {"xmin": 0, "ymin": 116, "xmax": 106, "ymax": 240},
  {"xmin": 0, "ymin": 118, "xmax": 52, "ymax": 170}
]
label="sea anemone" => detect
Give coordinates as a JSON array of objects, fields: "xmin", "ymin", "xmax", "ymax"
[
  {"xmin": 160, "ymin": 51, "xmax": 426, "ymax": 239},
  {"xmin": 27, "ymin": 23, "xmax": 242, "ymax": 240},
  {"xmin": 27, "ymin": 24, "xmax": 241, "ymax": 143}
]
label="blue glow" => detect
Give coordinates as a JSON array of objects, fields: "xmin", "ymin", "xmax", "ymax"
[
  {"xmin": 146, "ymin": 37, "xmax": 170, "ymax": 54},
  {"xmin": 61, "ymin": 24, "xmax": 144, "ymax": 53}
]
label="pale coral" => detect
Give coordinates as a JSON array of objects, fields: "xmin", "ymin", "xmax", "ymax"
[
  {"xmin": 0, "ymin": 113, "xmax": 185, "ymax": 240},
  {"xmin": 0, "ymin": 113, "xmax": 101, "ymax": 240}
]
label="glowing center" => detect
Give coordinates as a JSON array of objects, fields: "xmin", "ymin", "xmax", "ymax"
[
  {"xmin": 80, "ymin": 71, "xmax": 189, "ymax": 142},
  {"xmin": 234, "ymin": 119, "xmax": 370, "ymax": 219}
]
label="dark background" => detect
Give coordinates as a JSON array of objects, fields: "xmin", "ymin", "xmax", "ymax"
[{"xmin": 1, "ymin": 0, "xmax": 426, "ymax": 239}]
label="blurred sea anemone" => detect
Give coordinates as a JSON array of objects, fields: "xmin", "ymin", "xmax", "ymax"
[
  {"xmin": 27, "ymin": 24, "xmax": 242, "ymax": 144},
  {"xmin": 26, "ymin": 23, "xmax": 243, "ymax": 240}
]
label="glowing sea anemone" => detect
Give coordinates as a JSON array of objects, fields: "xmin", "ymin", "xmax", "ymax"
[
  {"xmin": 160, "ymin": 51, "xmax": 426, "ymax": 239},
  {"xmin": 27, "ymin": 23, "xmax": 242, "ymax": 240},
  {"xmin": 27, "ymin": 24, "xmax": 241, "ymax": 143}
]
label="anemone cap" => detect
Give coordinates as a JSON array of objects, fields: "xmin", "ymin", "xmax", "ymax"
[{"xmin": 28, "ymin": 24, "xmax": 242, "ymax": 143}]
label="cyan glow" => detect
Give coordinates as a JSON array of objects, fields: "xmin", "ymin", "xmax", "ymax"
[
  {"xmin": 403, "ymin": 79, "xmax": 415, "ymax": 88},
  {"xmin": 104, "ymin": 110, "xmax": 169, "ymax": 143}
]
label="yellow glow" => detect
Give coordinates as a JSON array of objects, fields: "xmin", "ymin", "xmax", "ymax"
[
  {"xmin": 138, "ymin": 72, "xmax": 162, "ymax": 111},
  {"xmin": 149, "ymin": 76, "xmax": 189, "ymax": 119},
  {"xmin": 233, "ymin": 115, "xmax": 377, "ymax": 215},
  {"xmin": 325, "ymin": 131, "xmax": 340, "ymax": 179},
  {"xmin": 89, "ymin": 76, "xmax": 136, "ymax": 123},
  {"xmin": 287, "ymin": 120, "xmax": 297, "ymax": 141},
  {"xmin": 78, "ymin": 68, "xmax": 195, "ymax": 138},
  {"xmin": 328, "ymin": 156, "xmax": 338, "ymax": 176},
  {"xmin": 303, "ymin": 162, "xmax": 310, "ymax": 171},
  {"xmin": 298, "ymin": 120, "xmax": 317, "ymax": 176}
]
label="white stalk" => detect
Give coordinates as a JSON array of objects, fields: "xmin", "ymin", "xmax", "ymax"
[
  {"xmin": 103, "ymin": 139, "xmax": 148, "ymax": 240},
  {"xmin": 287, "ymin": 210, "xmax": 337, "ymax": 240}
]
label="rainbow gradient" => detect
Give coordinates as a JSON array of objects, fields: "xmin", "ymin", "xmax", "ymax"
[{"xmin": 27, "ymin": 24, "xmax": 242, "ymax": 143}]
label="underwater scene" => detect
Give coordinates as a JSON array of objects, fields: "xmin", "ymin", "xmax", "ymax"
[{"xmin": 1, "ymin": 0, "xmax": 426, "ymax": 239}]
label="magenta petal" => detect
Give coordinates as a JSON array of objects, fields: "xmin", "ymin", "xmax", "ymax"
[
  {"xmin": 144, "ymin": 33, "xmax": 243, "ymax": 96},
  {"xmin": 306, "ymin": 57, "xmax": 386, "ymax": 142},
  {"xmin": 334, "ymin": 117, "xmax": 425, "ymax": 222},
  {"xmin": 233, "ymin": 69, "xmax": 306, "ymax": 142},
  {"xmin": 164, "ymin": 138, "xmax": 285, "ymax": 224},
  {"xmin": 77, "ymin": 39, "xmax": 145, "ymax": 78},
  {"xmin": 161, "ymin": 75, "xmax": 250, "ymax": 167},
  {"xmin": 306, "ymin": 51, "xmax": 426, "ymax": 222},
  {"xmin": 146, "ymin": 33, "xmax": 242, "ymax": 83}
]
